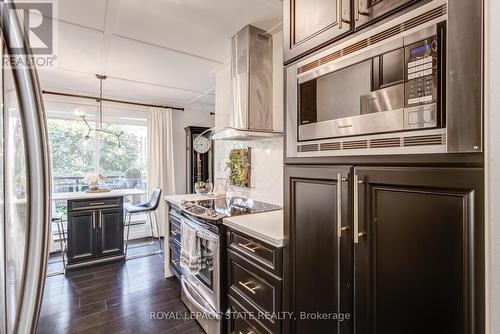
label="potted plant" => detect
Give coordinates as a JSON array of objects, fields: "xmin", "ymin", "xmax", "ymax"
[{"xmin": 125, "ymin": 167, "xmax": 142, "ymax": 189}]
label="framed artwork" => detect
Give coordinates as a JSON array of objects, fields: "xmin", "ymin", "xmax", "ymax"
[{"xmin": 226, "ymin": 148, "xmax": 251, "ymax": 187}]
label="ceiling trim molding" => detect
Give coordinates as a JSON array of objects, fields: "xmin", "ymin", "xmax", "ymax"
[
  {"xmin": 111, "ymin": 33, "xmax": 225, "ymax": 65},
  {"xmin": 51, "ymin": 66, "xmax": 207, "ymax": 95},
  {"xmin": 100, "ymin": 0, "xmax": 121, "ymax": 74},
  {"xmin": 187, "ymin": 86, "xmax": 215, "ymax": 105}
]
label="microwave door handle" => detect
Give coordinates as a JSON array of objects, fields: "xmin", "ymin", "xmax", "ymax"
[{"xmin": 181, "ymin": 277, "xmax": 219, "ymax": 317}]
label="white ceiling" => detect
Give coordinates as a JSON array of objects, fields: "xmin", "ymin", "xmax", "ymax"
[{"xmin": 40, "ymin": 0, "xmax": 282, "ymax": 108}]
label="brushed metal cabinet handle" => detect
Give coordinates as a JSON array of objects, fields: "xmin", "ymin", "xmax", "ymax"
[
  {"xmin": 238, "ymin": 281, "xmax": 259, "ymax": 294},
  {"xmin": 337, "ymin": 173, "xmax": 343, "ymax": 237},
  {"xmin": 338, "ymin": 0, "xmax": 343, "ymax": 29},
  {"xmin": 238, "ymin": 242, "xmax": 260, "ymax": 253},
  {"xmin": 354, "ymin": 176, "xmax": 367, "ymax": 243},
  {"xmin": 354, "ymin": 175, "xmax": 361, "ymax": 243},
  {"xmin": 89, "ymin": 202, "xmax": 105, "ymax": 206}
]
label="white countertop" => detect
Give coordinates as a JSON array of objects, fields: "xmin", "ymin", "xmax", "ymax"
[
  {"xmin": 223, "ymin": 210, "xmax": 284, "ymax": 248},
  {"xmin": 164, "ymin": 194, "xmax": 284, "ymax": 247},
  {"xmin": 52, "ymin": 188, "xmax": 145, "ymax": 201}
]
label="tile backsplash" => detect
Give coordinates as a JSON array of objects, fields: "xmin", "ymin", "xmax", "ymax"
[{"xmin": 214, "ymin": 137, "xmax": 283, "ymax": 205}]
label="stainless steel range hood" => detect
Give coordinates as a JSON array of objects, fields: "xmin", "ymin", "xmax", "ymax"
[{"xmin": 212, "ymin": 25, "xmax": 282, "ymax": 141}]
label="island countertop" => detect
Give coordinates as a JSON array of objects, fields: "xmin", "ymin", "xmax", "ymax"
[{"xmin": 52, "ymin": 188, "xmax": 145, "ymax": 201}]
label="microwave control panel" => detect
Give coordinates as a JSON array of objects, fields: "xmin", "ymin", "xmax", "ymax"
[{"xmin": 404, "ymin": 37, "xmax": 438, "ymax": 107}]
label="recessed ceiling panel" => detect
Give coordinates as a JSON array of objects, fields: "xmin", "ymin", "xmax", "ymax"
[
  {"xmin": 55, "ymin": 21, "xmax": 105, "ymax": 74},
  {"xmin": 106, "ymin": 36, "xmax": 216, "ymax": 94},
  {"xmin": 56, "ymin": 0, "xmax": 107, "ymax": 31},
  {"xmin": 114, "ymin": 0, "xmax": 282, "ymax": 62}
]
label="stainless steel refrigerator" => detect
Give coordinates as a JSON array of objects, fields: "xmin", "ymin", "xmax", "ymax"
[{"xmin": 1, "ymin": 1, "xmax": 52, "ymax": 333}]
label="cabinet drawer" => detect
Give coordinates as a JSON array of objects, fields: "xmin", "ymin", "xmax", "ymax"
[
  {"xmin": 69, "ymin": 197, "xmax": 122, "ymax": 211},
  {"xmin": 228, "ymin": 295, "xmax": 272, "ymax": 334},
  {"xmin": 228, "ymin": 230, "xmax": 282, "ymax": 276},
  {"xmin": 228, "ymin": 250, "xmax": 282, "ymax": 332}
]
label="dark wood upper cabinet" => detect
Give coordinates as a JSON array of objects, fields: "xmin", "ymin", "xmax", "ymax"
[
  {"xmin": 284, "ymin": 165, "xmax": 352, "ymax": 333},
  {"xmin": 284, "ymin": 0, "xmax": 352, "ymax": 64},
  {"xmin": 354, "ymin": 0, "xmax": 424, "ymax": 29},
  {"xmin": 353, "ymin": 167, "xmax": 484, "ymax": 334}
]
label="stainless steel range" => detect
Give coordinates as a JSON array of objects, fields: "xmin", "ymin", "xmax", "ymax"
[{"xmin": 168, "ymin": 196, "xmax": 281, "ymax": 334}]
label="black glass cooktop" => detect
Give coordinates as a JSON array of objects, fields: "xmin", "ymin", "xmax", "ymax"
[{"xmin": 190, "ymin": 196, "xmax": 282, "ymax": 218}]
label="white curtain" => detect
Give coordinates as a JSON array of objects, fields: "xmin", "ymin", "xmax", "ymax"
[{"xmin": 147, "ymin": 107, "xmax": 176, "ymax": 236}]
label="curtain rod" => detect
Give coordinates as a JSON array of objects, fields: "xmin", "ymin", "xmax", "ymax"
[{"xmin": 42, "ymin": 90, "xmax": 185, "ymax": 111}]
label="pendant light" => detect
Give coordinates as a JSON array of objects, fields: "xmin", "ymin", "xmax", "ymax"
[{"xmin": 75, "ymin": 74, "xmax": 125, "ymax": 155}]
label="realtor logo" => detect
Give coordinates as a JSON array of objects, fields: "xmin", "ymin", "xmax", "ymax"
[
  {"xmin": 1, "ymin": 1, "xmax": 58, "ymax": 67},
  {"xmin": 4, "ymin": 1, "xmax": 53, "ymax": 54}
]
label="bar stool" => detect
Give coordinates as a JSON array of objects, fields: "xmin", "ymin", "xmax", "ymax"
[
  {"xmin": 124, "ymin": 188, "xmax": 162, "ymax": 257},
  {"xmin": 47, "ymin": 201, "xmax": 67, "ymax": 277},
  {"xmin": 52, "ymin": 212, "xmax": 66, "ymax": 269}
]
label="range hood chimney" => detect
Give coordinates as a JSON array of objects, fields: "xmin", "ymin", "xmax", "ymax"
[{"xmin": 212, "ymin": 25, "xmax": 282, "ymax": 141}]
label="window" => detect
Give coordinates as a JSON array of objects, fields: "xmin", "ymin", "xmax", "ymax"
[
  {"xmin": 46, "ymin": 98, "xmax": 148, "ymax": 193},
  {"xmin": 45, "ymin": 98, "xmax": 149, "ymax": 224}
]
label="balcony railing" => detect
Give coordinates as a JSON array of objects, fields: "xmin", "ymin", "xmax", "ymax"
[{"xmin": 53, "ymin": 176, "xmax": 147, "ymax": 193}]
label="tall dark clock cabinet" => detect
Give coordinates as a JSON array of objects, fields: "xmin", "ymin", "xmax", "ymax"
[{"xmin": 185, "ymin": 126, "xmax": 213, "ymax": 194}]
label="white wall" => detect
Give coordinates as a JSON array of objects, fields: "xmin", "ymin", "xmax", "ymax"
[
  {"xmin": 172, "ymin": 104, "xmax": 215, "ymax": 195},
  {"xmin": 486, "ymin": 0, "xmax": 500, "ymax": 332},
  {"xmin": 212, "ymin": 30, "xmax": 284, "ymax": 205},
  {"xmin": 214, "ymin": 62, "xmax": 232, "ymax": 128}
]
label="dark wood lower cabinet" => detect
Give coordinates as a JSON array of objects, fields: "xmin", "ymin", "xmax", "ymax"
[
  {"xmin": 98, "ymin": 209, "xmax": 124, "ymax": 256},
  {"xmin": 67, "ymin": 210, "xmax": 97, "ymax": 263},
  {"xmin": 354, "ymin": 167, "xmax": 484, "ymax": 334},
  {"xmin": 284, "ymin": 166, "xmax": 484, "ymax": 334},
  {"xmin": 226, "ymin": 229, "xmax": 284, "ymax": 334},
  {"xmin": 284, "ymin": 166, "xmax": 352, "ymax": 334},
  {"xmin": 67, "ymin": 197, "xmax": 124, "ymax": 268}
]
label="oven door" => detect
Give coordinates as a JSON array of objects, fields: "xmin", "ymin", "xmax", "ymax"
[
  {"xmin": 181, "ymin": 276, "xmax": 220, "ymax": 334},
  {"xmin": 179, "ymin": 218, "xmax": 220, "ymax": 312},
  {"xmin": 355, "ymin": 0, "xmax": 425, "ymax": 28}
]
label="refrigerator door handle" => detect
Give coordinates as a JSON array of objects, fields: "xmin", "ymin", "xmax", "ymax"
[{"xmin": 1, "ymin": 2, "xmax": 51, "ymax": 333}]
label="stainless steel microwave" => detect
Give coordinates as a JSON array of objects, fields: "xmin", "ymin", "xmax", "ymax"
[{"xmin": 286, "ymin": 0, "xmax": 483, "ymax": 157}]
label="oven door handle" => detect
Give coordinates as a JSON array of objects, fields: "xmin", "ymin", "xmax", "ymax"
[
  {"xmin": 181, "ymin": 218, "xmax": 219, "ymax": 244},
  {"xmin": 181, "ymin": 276, "xmax": 219, "ymax": 318}
]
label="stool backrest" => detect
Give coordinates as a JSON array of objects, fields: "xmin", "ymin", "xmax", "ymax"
[{"xmin": 147, "ymin": 187, "xmax": 162, "ymax": 210}]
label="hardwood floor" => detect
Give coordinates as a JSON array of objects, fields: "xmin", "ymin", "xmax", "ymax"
[{"xmin": 38, "ymin": 254, "xmax": 203, "ymax": 334}]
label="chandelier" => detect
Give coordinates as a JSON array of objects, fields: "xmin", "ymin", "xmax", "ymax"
[{"xmin": 74, "ymin": 74, "xmax": 125, "ymax": 155}]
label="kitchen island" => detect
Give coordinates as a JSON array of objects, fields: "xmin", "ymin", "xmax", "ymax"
[{"xmin": 60, "ymin": 189, "xmax": 145, "ymax": 269}]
